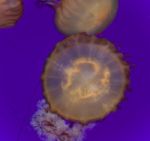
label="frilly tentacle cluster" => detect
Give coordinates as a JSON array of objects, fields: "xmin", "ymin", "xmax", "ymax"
[{"xmin": 31, "ymin": 99, "xmax": 95, "ymax": 141}]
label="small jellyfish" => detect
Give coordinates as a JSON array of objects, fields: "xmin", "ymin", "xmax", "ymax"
[
  {"xmin": 40, "ymin": 0, "xmax": 118, "ymax": 35},
  {"xmin": 0, "ymin": 0, "xmax": 23, "ymax": 28},
  {"xmin": 42, "ymin": 33, "xmax": 129, "ymax": 124}
]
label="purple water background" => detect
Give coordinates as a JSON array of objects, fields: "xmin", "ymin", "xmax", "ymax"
[{"xmin": 0, "ymin": 0, "xmax": 150, "ymax": 141}]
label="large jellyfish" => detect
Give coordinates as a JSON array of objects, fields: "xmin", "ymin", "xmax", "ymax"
[
  {"xmin": 0, "ymin": 0, "xmax": 23, "ymax": 28},
  {"xmin": 42, "ymin": 33, "xmax": 129, "ymax": 124},
  {"xmin": 40, "ymin": 0, "xmax": 118, "ymax": 35}
]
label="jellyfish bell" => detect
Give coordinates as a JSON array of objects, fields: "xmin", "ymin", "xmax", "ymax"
[
  {"xmin": 0, "ymin": 0, "xmax": 23, "ymax": 28},
  {"xmin": 40, "ymin": 0, "xmax": 118, "ymax": 35},
  {"xmin": 42, "ymin": 33, "xmax": 129, "ymax": 124}
]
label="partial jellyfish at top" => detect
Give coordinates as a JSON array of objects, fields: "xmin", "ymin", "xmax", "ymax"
[
  {"xmin": 0, "ymin": 0, "xmax": 23, "ymax": 28},
  {"xmin": 41, "ymin": 33, "xmax": 129, "ymax": 124},
  {"xmin": 40, "ymin": 0, "xmax": 118, "ymax": 35}
]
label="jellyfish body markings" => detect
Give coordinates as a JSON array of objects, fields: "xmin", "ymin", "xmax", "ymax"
[
  {"xmin": 0, "ymin": 0, "xmax": 23, "ymax": 28},
  {"xmin": 42, "ymin": 33, "xmax": 129, "ymax": 124}
]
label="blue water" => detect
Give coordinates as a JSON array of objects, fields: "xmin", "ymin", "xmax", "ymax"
[{"xmin": 0, "ymin": 0, "xmax": 150, "ymax": 141}]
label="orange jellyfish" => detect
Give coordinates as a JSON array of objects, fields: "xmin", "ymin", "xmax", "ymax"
[
  {"xmin": 41, "ymin": 0, "xmax": 118, "ymax": 35},
  {"xmin": 42, "ymin": 33, "xmax": 129, "ymax": 124},
  {"xmin": 0, "ymin": 0, "xmax": 23, "ymax": 28}
]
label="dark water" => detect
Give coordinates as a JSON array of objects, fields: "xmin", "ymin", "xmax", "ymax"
[{"xmin": 0, "ymin": 0, "xmax": 150, "ymax": 141}]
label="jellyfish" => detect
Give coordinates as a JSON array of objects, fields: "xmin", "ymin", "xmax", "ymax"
[
  {"xmin": 0, "ymin": 0, "xmax": 23, "ymax": 28},
  {"xmin": 40, "ymin": 0, "xmax": 118, "ymax": 35},
  {"xmin": 42, "ymin": 33, "xmax": 129, "ymax": 124}
]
